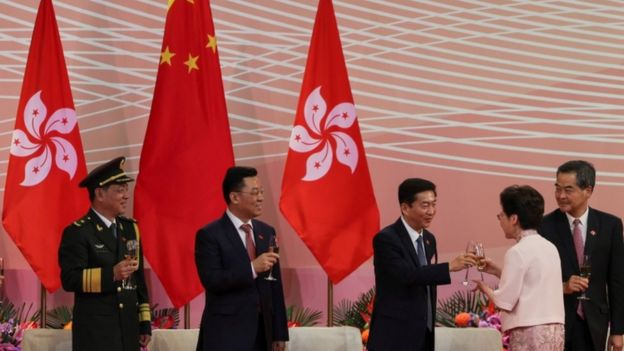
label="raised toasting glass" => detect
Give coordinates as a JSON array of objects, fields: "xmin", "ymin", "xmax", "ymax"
[
  {"xmin": 123, "ymin": 240, "xmax": 138, "ymax": 290},
  {"xmin": 265, "ymin": 235, "xmax": 279, "ymax": 281},
  {"xmin": 475, "ymin": 242, "xmax": 485, "ymax": 281},
  {"xmin": 462, "ymin": 240, "xmax": 476, "ymax": 286},
  {"xmin": 578, "ymin": 255, "xmax": 591, "ymax": 300}
]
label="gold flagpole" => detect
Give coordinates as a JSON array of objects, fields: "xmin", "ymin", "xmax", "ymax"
[
  {"xmin": 327, "ymin": 277, "xmax": 333, "ymax": 326},
  {"xmin": 184, "ymin": 303, "xmax": 190, "ymax": 328},
  {"xmin": 40, "ymin": 283, "xmax": 47, "ymax": 327}
]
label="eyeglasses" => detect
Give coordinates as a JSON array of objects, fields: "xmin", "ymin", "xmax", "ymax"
[
  {"xmin": 496, "ymin": 212, "xmax": 505, "ymax": 220},
  {"xmin": 235, "ymin": 188, "xmax": 264, "ymax": 196}
]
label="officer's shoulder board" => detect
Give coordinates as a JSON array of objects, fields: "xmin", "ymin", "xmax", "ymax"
[
  {"xmin": 72, "ymin": 215, "xmax": 93, "ymax": 228},
  {"xmin": 118, "ymin": 215, "xmax": 137, "ymax": 224}
]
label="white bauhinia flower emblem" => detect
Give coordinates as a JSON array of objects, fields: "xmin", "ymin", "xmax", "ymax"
[
  {"xmin": 10, "ymin": 91, "xmax": 79, "ymax": 186},
  {"xmin": 288, "ymin": 86, "xmax": 359, "ymax": 181}
]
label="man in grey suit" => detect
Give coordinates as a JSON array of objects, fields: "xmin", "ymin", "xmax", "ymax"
[{"xmin": 540, "ymin": 160, "xmax": 624, "ymax": 351}]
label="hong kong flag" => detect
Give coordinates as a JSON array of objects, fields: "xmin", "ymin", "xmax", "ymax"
[
  {"xmin": 2, "ymin": 0, "xmax": 89, "ymax": 292},
  {"xmin": 279, "ymin": 0, "xmax": 380, "ymax": 283}
]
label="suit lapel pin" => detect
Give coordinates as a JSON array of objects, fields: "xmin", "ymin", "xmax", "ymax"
[
  {"xmin": 96, "ymin": 224, "xmax": 103, "ymax": 232},
  {"xmin": 590, "ymin": 230, "xmax": 596, "ymax": 236},
  {"xmin": 426, "ymin": 240, "xmax": 430, "ymax": 245},
  {"xmin": 258, "ymin": 234, "xmax": 264, "ymax": 240}
]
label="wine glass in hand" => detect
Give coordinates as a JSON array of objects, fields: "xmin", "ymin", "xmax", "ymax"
[
  {"xmin": 123, "ymin": 240, "xmax": 138, "ymax": 290},
  {"xmin": 578, "ymin": 255, "xmax": 591, "ymax": 300},
  {"xmin": 474, "ymin": 242, "xmax": 485, "ymax": 281},
  {"xmin": 462, "ymin": 240, "xmax": 476, "ymax": 286},
  {"xmin": 265, "ymin": 235, "xmax": 279, "ymax": 281}
]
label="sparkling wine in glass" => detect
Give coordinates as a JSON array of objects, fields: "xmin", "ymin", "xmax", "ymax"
[
  {"xmin": 578, "ymin": 255, "xmax": 591, "ymax": 300},
  {"xmin": 475, "ymin": 242, "xmax": 485, "ymax": 281},
  {"xmin": 462, "ymin": 240, "xmax": 476, "ymax": 286},
  {"xmin": 123, "ymin": 240, "xmax": 138, "ymax": 290},
  {"xmin": 265, "ymin": 235, "xmax": 279, "ymax": 281}
]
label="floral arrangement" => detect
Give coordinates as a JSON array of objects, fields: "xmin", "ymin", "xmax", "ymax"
[
  {"xmin": 150, "ymin": 304, "xmax": 180, "ymax": 330},
  {"xmin": 0, "ymin": 298, "xmax": 39, "ymax": 351},
  {"xmin": 286, "ymin": 305, "xmax": 322, "ymax": 328},
  {"xmin": 332, "ymin": 287, "xmax": 375, "ymax": 346},
  {"xmin": 437, "ymin": 289, "xmax": 509, "ymax": 350}
]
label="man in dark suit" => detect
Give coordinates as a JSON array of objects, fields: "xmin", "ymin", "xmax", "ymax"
[
  {"xmin": 540, "ymin": 160, "xmax": 624, "ymax": 351},
  {"xmin": 367, "ymin": 178, "xmax": 476, "ymax": 351},
  {"xmin": 59, "ymin": 157, "xmax": 151, "ymax": 351},
  {"xmin": 195, "ymin": 166, "xmax": 288, "ymax": 351}
]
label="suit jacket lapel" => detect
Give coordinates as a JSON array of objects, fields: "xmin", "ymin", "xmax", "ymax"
[
  {"xmin": 584, "ymin": 208, "xmax": 600, "ymax": 258},
  {"xmin": 221, "ymin": 214, "xmax": 250, "ymax": 261},
  {"xmin": 555, "ymin": 209, "xmax": 580, "ymax": 272},
  {"xmin": 394, "ymin": 219, "xmax": 420, "ymax": 267},
  {"xmin": 252, "ymin": 220, "xmax": 268, "ymax": 257},
  {"xmin": 423, "ymin": 230, "xmax": 435, "ymax": 264}
]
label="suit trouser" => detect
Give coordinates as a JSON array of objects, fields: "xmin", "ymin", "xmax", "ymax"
[
  {"xmin": 566, "ymin": 315, "xmax": 594, "ymax": 351},
  {"xmin": 253, "ymin": 313, "xmax": 267, "ymax": 351}
]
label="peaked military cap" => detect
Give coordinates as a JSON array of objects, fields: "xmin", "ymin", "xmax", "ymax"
[{"xmin": 79, "ymin": 156, "xmax": 134, "ymax": 189}]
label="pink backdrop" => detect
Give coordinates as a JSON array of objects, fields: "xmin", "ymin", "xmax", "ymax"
[{"xmin": 0, "ymin": 0, "xmax": 623, "ymax": 327}]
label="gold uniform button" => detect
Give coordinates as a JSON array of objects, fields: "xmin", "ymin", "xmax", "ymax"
[
  {"xmin": 117, "ymin": 287, "xmax": 122, "ymax": 292},
  {"xmin": 119, "ymin": 303, "xmax": 124, "ymax": 309}
]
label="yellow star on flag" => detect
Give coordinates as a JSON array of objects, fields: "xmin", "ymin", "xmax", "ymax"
[
  {"xmin": 206, "ymin": 34, "xmax": 217, "ymax": 53},
  {"xmin": 184, "ymin": 54, "xmax": 199, "ymax": 73},
  {"xmin": 160, "ymin": 46, "xmax": 175, "ymax": 65}
]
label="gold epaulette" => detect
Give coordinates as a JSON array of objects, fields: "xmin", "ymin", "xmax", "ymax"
[
  {"xmin": 118, "ymin": 216, "xmax": 137, "ymax": 223},
  {"xmin": 138, "ymin": 303, "xmax": 151, "ymax": 322},
  {"xmin": 73, "ymin": 215, "xmax": 93, "ymax": 227},
  {"xmin": 82, "ymin": 268, "xmax": 102, "ymax": 293}
]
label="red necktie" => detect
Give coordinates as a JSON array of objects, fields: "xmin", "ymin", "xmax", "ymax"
[
  {"xmin": 573, "ymin": 218, "xmax": 584, "ymax": 319},
  {"xmin": 241, "ymin": 224, "xmax": 256, "ymax": 261}
]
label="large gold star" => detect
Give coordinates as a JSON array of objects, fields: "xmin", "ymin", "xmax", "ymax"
[
  {"xmin": 160, "ymin": 46, "xmax": 175, "ymax": 65},
  {"xmin": 206, "ymin": 34, "xmax": 217, "ymax": 54},
  {"xmin": 184, "ymin": 54, "xmax": 199, "ymax": 73}
]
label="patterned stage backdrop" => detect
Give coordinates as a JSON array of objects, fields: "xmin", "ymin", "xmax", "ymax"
[{"xmin": 0, "ymin": 0, "xmax": 622, "ymax": 312}]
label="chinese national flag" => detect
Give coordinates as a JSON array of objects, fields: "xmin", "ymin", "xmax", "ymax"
[
  {"xmin": 134, "ymin": 0, "xmax": 234, "ymax": 307},
  {"xmin": 279, "ymin": 0, "xmax": 380, "ymax": 284},
  {"xmin": 2, "ymin": 0, "xmax": 89, "ymax": 292}
]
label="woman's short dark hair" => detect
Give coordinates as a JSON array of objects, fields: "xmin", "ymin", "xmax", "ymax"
[
  {"xmin": 222, "ymin": 166, "xmax": 257, "ymax": 204},
  {"xmin": 500, "ymin": 185, "xmax": 544, "ymax": 230}
]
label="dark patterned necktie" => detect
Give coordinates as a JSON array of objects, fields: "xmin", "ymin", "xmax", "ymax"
[{"xmin": 240, "ymin": 224, "xmax": 256, "ymax": 261}]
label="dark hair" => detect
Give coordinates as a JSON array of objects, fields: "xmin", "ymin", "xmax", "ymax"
[
  {"xmin": 557, "ymin": 160, "xmax": 595, "ymax": 189},
  {"xmin": 398, "ymin": 178, "xmax": 437, "ymax": 205},
  {"xmin": 222, "ymin": 166, "xmax": 258, "ymax": 204},
  {"xmin": 500, "ymin": 185, "xmax": 544, "ymax": 230}
]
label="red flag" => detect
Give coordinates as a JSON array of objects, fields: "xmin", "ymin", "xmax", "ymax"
[
  {"xmin": 2, "ymin": 0, "xmax": 89, "ymax": 292},
  {"xmin": 134, "ymin": 0, "xmax": 234, "ymax": 307},
  {"xmin": 279, "ymin": 0, "xmax": 380, "ymax": 284}
]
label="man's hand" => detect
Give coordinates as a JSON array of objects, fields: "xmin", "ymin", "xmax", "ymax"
[
  {"xmin": 563, "ymin": 275, "xmax": 589, "ymax": 294},
  {"xmin": 113, "ymin": 258, "xmax": 138, "ymax": 281},
  {"xmin": 609, "ymin": 334, "xmax": 623, "ymax": 351},
  {"xmin": 449, "ymin": 253, "xmax": 477, "ymax": 272},
  {"xmin": 272, "ymin": 341, "xmax": 285, "ymax": 351},
  {"xmin": 252, "ymin": 252, "xmax": 279, "ymax": 273},
  {"xmin": 139, "ymin": 334, "xmax": 151, "ymax": 347}
]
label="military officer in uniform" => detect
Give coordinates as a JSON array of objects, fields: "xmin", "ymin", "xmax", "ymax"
[{"xmin": 59, "ymin": 156, "xmax": 151, "ymax": 351}]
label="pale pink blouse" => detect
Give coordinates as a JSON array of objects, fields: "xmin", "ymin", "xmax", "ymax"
[{"xmin": 492, "ymin": 230, "xmax": 565, "ymax": 332}]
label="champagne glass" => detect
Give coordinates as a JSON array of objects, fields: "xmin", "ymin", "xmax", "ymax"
[
  {"xmin": 265, "ymin": 235, "xmax": 279, "ymax": 281},
  {"xmin": 475, "ymin": 242, "xmax": 485, "ymax": 281},
  {"xmin": 123, "ymin": 240, "xmax": 138, "ymax": 290},
  {"xmin": 462, "ymin": 240, "xmax": 476, "ymax": 286},
  {"xmin": 578, "ymin": 255, "xmax": 591, "ymax": 300}
]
